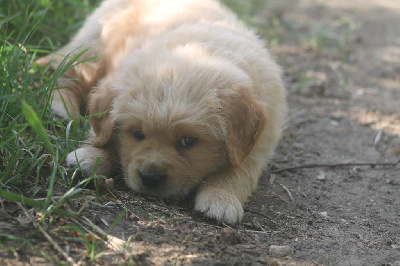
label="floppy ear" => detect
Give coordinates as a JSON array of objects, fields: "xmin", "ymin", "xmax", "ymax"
[
  {"xmin": 219, "ymin": 88, "xmax": 268, "ymax": 168},
  {"xmin": 88, "ymin": 87, "xmax": 117, "ymax": 147}
]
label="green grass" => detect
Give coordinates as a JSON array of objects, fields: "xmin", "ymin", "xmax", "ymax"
[
  {"xmin": 1, "ymin": 0, "xmax": 100, "ymax": 188},
  {"xmin": 220, "ymin": 0, "xmax": 286, "ymax": 47},
  {"xmin": 0, "ymin": 3, "xmax": 101, "ymax": 237},
  {"xmin": 0, "ymin": 0, "xmax": 110, "ymax": 263}
]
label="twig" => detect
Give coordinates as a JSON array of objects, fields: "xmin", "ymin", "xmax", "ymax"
[
  {"xmin": 82, "ymin": 216, "xmax": 125, "ymax": 252},
  {"xmin": 70, "ymin": 217, "xmax": 103, "ymax": 242},
  {"xmin": 269, "ymin": 174, "xmax": 276, "ymax": 185},
  {"xmin": 76, "ymin": 196, "xmax": 96, "ymax": 215},
  {"xmin": 34, "ymin": 195, "xmax": 65, "ymax": 201},
  {"xmin": 271, "ymin": 161, "xmax": 399, "ymax": 174},
  {"xmin": 17, "ymin": 203, "xmax": 78, "ymax": 266},
  {"xmin": 242, "ymin": 229, "xmax": 272, "ymax": 234},
  {"xmin": 279, "ymin": 184, "xmax": 294, "ymax": 202}
]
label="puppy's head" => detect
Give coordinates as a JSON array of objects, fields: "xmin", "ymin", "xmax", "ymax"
[{"xmin": 88, "ymin": 48, "xmax": 267, "ymax": 198}]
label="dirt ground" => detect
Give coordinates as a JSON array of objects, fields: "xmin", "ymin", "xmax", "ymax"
[{"xmin": 1, "ymin": 0, "xmax": 400, "ymax": 265}]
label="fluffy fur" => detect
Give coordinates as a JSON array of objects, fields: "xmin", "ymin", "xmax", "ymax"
[{"xmin": 39, "ymin": 0, "xmax": 287, "ymax": 224}]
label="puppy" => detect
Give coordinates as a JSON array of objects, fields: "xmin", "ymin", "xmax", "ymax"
[{"xmin": 40, "ymin": 0, "xmax": 287, "ymax": 224}]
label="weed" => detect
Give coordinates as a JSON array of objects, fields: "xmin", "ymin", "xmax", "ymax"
[{"xmin": 0, "ymin": 0, "xmax": 122, "ymax": 263}]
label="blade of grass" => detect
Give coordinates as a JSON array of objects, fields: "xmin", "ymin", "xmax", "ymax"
[
  {"xmin": 42, "ymin": 153, "xmax": 58, "ymax": 218},
  {"xmin": 0, "ymin": 234, "xmax": 34, "ymax": 248},
  {"xmin": 20, "ymin": 99, "xmax": 54, "ymax": 154},
  {"xmin": 0, "ymin": 189, "xmax": 77, "ymax": 218}
]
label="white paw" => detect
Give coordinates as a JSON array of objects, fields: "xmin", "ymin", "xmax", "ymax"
[
  {"xmin": 51, "ymin": 102, "xmax": 71, "ymax": 119},
  {"xmin": 66, "ymin": 147, "xmax": 114, "ymax": 177},
  {"xmin": 194, "ymin": 187, "xmax": 244, "ymax": 224},
  {"xmin": 51, "ymin": 92, "xmax": 80, "ymax": 119}
]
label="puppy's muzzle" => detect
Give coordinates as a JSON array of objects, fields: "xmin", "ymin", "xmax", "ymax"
[{"xmin": 139, "ymin": 170, "xmax": 167, "ymax": 189}]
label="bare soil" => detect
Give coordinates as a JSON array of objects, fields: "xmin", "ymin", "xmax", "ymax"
[{"xmin": 1, "ymin": 0, "xmax": 400, "ymax": 265}]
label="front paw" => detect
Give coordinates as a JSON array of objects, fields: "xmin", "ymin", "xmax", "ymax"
[
  {"xmin": 51, "ymin": 95, "xmax": 80, "ymax": 119},
  {"xmin": 66, "ymin": 147, "xmax": 114, "ymax": 177},
  {"xmin": 194, "ymin": 187, "xmax": 244, "ymax": 224}
]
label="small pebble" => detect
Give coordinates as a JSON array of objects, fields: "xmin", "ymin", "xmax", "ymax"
[
  {"xmin": 134, "ymin": 234, "xmax": 143, "ymax": 241},
  {"xmin": 219, "ymin": 227, "xmax": 241, "ymax": 245},
  {"xmin": 319, "ymin": 211, "xmax": 328, "ymax": 217},
  {"xmin": 388, "ymin": 261, "xmax": 400, "ymax": 266},
  {"xmin": 187, "ymin": 246, "xmax": 199, "ymax": 253},
  {"xmin": 317, "ymin": 171, "xmax": 326, "ymax": 181},
  {"xmin": 154, "ymin": 224, "xmax": 165, "ymax": 234},
  {"xmin": 294, "ymin": 242, "xmax": 304, "ymax": 251},
  {"xmin": 324, "ymin": 243, "xmax": 332, "ymax": 252},
  {"xmin": 268, "ymin": 245, "xmax": 293, "ymax": 257}
]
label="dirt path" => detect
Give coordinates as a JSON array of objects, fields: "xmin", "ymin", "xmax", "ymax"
[
  {"xmin": 262, "ymin": 0, "xmax": 400, "ymax": 264},
  {"xmin": 1, "ymin": 0, "xmax": 399, "ymax": 265},
  {"xmin": 325, "ymin": 0, "xmax": 400, "ymax": 126}
]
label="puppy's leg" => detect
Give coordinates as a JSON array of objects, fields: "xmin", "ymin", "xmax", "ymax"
[
  {"xmin": 39, "ymin": 0, "xmax": 139, "ymax": 118},
  {"xmin": 195, "ymin": 185, "xmax": 243, "ymax": 225},
  {"xmin": 66, "ymin": 146, "xmax": 118, "ymax": 177},
  {"xmin": 194, "ymin": 162, "xmax": 262, "ymax": 224},
  {"xmin": 38, "ymin": 39, "xmax": 102, "ymax": 118}
]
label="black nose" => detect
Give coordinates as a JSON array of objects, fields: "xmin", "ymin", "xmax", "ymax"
[{"xmin": 139, "ymin": 170, "xmax": 167, "ymax": 188}]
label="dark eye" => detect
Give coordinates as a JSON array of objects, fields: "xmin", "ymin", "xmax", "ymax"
[
  {"xmin": 133, "ymin": 131, "xmax": 145, "ymax": 141},
  {"xmin": 179, "ymin": 135, "xmax": 198, "ymax": 148}
]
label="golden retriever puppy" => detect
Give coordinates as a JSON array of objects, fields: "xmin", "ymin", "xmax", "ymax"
[{"xmin": 40, "ymin": 0, "xmax": 287, "ymax": 224}]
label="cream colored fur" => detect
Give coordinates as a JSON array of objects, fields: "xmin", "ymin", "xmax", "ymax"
[{"xmin": 41, "ymin": 0, "xmax": 287, "ymax": 224}]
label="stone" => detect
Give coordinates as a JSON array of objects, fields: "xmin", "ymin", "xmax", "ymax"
[{"xmin": 268, "ymin": 245, "xmax": 293, "ymax": 257}]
